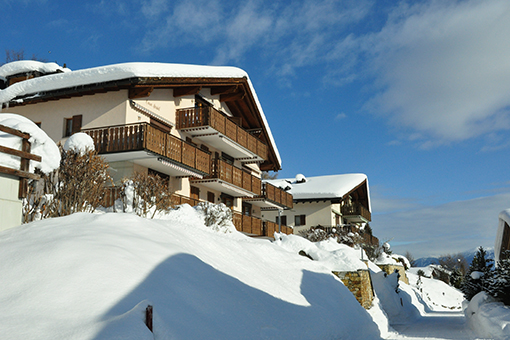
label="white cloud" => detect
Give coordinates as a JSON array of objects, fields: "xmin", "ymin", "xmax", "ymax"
[
  {"xmin": 359, "ymin": 0, "xmax": 510, "ymax": 145},
  {"xmin": 373, "ymin": 192, "xmax": 510, "ymax": 258}
]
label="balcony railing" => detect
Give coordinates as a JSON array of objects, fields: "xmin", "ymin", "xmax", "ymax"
[
  {"xmin": 264, "ymin": 220, "xmax": 293, "ymax": 236},
  {"xmin": 262, "ymin": 182, "xmax": 293, "ymax": 209},
  {"xmin": 176, "ymin": 106, "xmax": 268, "ymax": 161},
  {"xmin": 341, "ymin": 202, "xmax": 371, "ymax": 222},
  {"xmin": 197, "ymin": 158, "xmax": 261, "ymax": 196},
  {"xmin": 83, "ymin": 123, "xmax": 211, "ymax": 175}
]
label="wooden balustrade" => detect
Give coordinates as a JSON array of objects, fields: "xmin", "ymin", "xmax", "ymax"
[
  {"xmin": 341, "ymin": 202, "xmax": 371, "ymax": 221},
  {"xmin": 82, "ymin": 123, "xmax": 210, "ymax": 175},
  {"xmin": 205, "ymin": 159, "xmax": 261, "ymax": 195},
  {"xmin": 261, "ymin": 182, "xmax": 293, "ymax": 209},
  {"xmin": 176, "ymin": 106, "xmax": 267, "ymax": 160}
]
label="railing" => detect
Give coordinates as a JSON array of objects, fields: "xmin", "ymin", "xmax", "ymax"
[
  {"xmin": 83, "ymin": 123, "xmax": 211, "ymax": 175},
  {"xmin": 176, "ymin": 106, "xmax": 268, "ymax": 160},
  {"xmin": 341, "ymin": 202, "xmax": 371, "ymax": 221},
  {"xmin": 232, "ymin": 213, "xmax": 264, "ymax": 235},
  {"xmin": 264, "ymin": 220, "xmax": 293, "ymax": 236},
  {"xmin": 0, "ymin": 124, "xmax": 41, "ymax": 198},
  {"xmin": 262, "ymin": 182, "xmax": 293, "ymax": 209},
  {"xmin": 201, "ymin": 158, "xmax": 261, "ymax": 196}
]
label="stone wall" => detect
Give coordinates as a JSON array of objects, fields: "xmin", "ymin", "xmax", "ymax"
[
  {"xmin": 377, "ymin": 264, "xmax": 409, "ymax": 284},
  {"xmin": 332, "ymin": 269, "xmax": 374, "ymax": 310}
]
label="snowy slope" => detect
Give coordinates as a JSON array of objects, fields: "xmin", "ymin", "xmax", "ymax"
[{"xmin": 0, "ymin": 208, "xmax": 381, "ymax": 340}]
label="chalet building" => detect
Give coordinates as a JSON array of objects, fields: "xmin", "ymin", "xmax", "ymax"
[
  {"xmin": 0, "ymin": 61, "xmax": 293, "ymax": 236},
  {"xmin": 495, "ymin": 209, "xmax": 510, "ymax": 263},
  {"xmin": 263, "ymin": 174, "xmax": 371, "ymax": 235}
]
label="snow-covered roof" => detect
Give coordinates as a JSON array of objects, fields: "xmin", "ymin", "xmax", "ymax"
[
  {"xmin": 0, "ymin": 62, "xmax": 281, "ymax": 167},
  {"xmin": 266, "ymin": 173, "xmax": 369, "ymax": 201},
  {"xmin": 495, "ymin": 208, "xmax": 510, "ymax": 263},
  {"xmin": 0, "ymin": 60, "xmax": 69, "ymax": 79}
]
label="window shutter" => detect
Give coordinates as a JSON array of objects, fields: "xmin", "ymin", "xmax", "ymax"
[{"xmin": 72, "ymin": 115, "xmax": 82, "ymax": 134}]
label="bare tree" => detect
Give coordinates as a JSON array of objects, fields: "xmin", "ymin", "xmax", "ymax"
[
  {"xmin": 439, "ymin": 253, "xmax": 468, "ymax": 276},
  {"xmin": 404, "ymin": 250, "xmax": 416, "ymax": 267},
  {"xmin": 261, "ymin": 171, "xmax": 278, "ymax": 180}
]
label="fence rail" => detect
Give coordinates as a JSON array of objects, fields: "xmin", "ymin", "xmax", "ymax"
[{"xmin": 0, "ymin": 124, "xmax": 42, "ymax": 198}]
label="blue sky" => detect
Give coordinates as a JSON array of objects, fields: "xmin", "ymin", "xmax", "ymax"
[{"xmin": 3, "ymin": 0, "xmax": 510, "ymax": 258}]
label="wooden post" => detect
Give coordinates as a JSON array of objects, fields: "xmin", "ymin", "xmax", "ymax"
[
  {"xmin": 18, "ymin": 138, "xmax": 31, "ymax": 199},
  {"xmin": 145, "ymin": 305, "xmax": 153, "ymax": 333}
]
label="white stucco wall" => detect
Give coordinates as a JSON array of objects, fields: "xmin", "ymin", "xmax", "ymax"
[
  {"xmin": 6, "ymin": 91, "xmax": 130, "ymax": 143},
  {"xmin": 0, "ymin": 174, "xmax": 22, "ymax": 231},
  {"xmin": 262, "ymin": 200, "xmax": 334, "ymax": 232}
]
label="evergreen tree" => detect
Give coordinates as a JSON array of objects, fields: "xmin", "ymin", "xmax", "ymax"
[
  {"xmin": 461, "ymin": 246, "xmax": 493, "ymax": 301},
  {"xmin": 487, "ymin": 251, "xmax": 510, "ymax": 306}
]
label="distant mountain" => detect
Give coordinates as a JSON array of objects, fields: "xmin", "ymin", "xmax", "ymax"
[{"xmin": 414, "ymin": 248, "xmax": 495, "ymax": 268}]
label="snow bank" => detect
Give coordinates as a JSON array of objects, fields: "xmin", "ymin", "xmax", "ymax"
[
  {"xmin": 63, "ymin": 132, "xmax": 95, "ymax": 155},
  {"xmin": 465, "ymin": 291, "xmax": 510, "ymax": 339},
  {"xmin": 0, "ymin": 211, "xmax": 381, "ymax": 340},
  {"xmin": 0, "ymin": 113, "xmax": 60, "ymax": 173},
  {"xmin": 274, "ymin": 234, "xmax": 369, "ymax": 271}
]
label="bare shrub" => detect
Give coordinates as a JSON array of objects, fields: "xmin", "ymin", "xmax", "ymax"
[
  {"xmin": 120, "ymin": 172, "xmax": 173, "ymax": 218},
  {"xmin": 23, "ymin": 147, "xmax": 112, "ymax": 222}
]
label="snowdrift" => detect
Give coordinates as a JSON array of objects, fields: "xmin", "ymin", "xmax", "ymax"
[{"xmin": 0, "ymin": 208, "xmax": 381, "ymax": 340}]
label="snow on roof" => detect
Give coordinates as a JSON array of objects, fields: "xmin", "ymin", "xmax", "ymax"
[
  {"xmin": 0, "ymin": 60, "xmax": 69, "ymax": 79},
  {"xmin": 0, "ymin": 62, "xmax": 281, "ymax": 167},
  {"xmin": 0, "ymin": 113, "xmax": 60, "ymax": 174},
  {"xmin": 266, "ymin": 173, "xmax": 368, "ymax": 201},
  {"xmin": 495, "ymin": 208, "xmax": 510, "ymax": 263}
]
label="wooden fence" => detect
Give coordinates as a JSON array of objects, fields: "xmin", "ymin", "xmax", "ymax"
[{"xmin": 0, "ymin": 124, "xmax": 41, "ymax": 198}]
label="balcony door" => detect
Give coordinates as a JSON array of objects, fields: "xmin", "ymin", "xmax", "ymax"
[{"xmin": 221, "ymin": 193, "xmax": 234, "ymax": 209}]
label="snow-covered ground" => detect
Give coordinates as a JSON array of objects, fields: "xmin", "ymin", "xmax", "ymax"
[
  {"xmin": 0, "ymin": 206, "xmax": 508, "ymax": 339},
  {"xmin": 0, "ymin": 208, "xmax": 381, "ymax": 340}
]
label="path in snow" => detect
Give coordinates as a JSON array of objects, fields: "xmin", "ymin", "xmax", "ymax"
[{"xmin": 387, "ymin": 311, "xmax": 478, "ymax": 340}]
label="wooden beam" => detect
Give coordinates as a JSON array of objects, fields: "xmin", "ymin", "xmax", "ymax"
[
  {"xmin": 0, "ymin": 145, "xmax": 42, "ymax": 162},
  {"xmin": 128, "ymin": 86, "xmax": 154, "ymax": 99},
  {"xmin": 210, "ymin": 85, "xmax": 238, "ymax": 96},
  {"xmin": 0, "ymin": 165, "xmax": 40, "ymax": 180},
  {"xmin": 220, "ymin": 90, "xmax": 245, "ymax": 102},
  {"xmin": 173, "ymin": 86, "xmax": 202, "ymax": 97},
  {"xmin": 0, "ymin": 124, "xmax": 29, "ymax": 139}
]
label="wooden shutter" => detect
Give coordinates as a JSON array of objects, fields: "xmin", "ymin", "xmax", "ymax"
[{"xmin": 72, "ymin": 115, "xmax": 82, "ymax": 134}]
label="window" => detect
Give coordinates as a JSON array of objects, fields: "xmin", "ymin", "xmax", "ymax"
[
  {"xmin": 221, "ymin": 193, "xmax": 234, "ymax": 209},
  {"xmin": 276, "ymin": 215, "xmax": 287, "ymax": 226},
  {"xmin": 63, "ymin": 114, "xmax": 82, "ymax": 137},
  {"xmin": 295, "ymin": 214, "xmax": 306, "ymax": 226},
  {"xmin": 190, "ymin": 186, "xmax": 200, "ymax": 201},
  {"xmin": 242, "ymin": 203, "xmax": 252, "ymax": 216},
  {"xmin": 207, "ymin": 191, "xmax": 215, "ymax": 203}
]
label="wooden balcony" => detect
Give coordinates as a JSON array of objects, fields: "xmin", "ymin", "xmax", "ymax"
[
  {"xmin": 264, "ymin": 220, "xmax": 293, "ymax": 237},
  {"xmin": 192, "ymin": 158, "xmax": 261, "ymax": 197},
  {"xmin": 83, "ymin": 123, "xmax": 211, "ymax": 176},
  {"xmin": 263, "ymin": 182, "xmax": 293, "ymax": 209},
  {"xmin": 341, "ymin": 202, "xmax": 371, "ymax": 222},
  {"xmin": 176, "ymin": 106, "xmax": 267, "ymax": 161}
]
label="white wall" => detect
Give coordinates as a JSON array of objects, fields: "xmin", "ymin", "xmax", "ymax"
[{"xmin": 0, "ymin": 174, "xmax": 22, "ymax": 231}]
